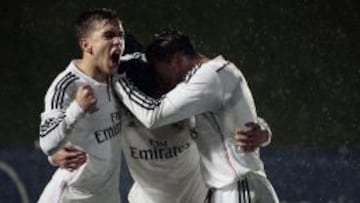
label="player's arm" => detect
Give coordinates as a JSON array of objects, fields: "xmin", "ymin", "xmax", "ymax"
[
  {"xmin": 39, "ymin": 85, "xmax": 96, "ymax": 155},
  {"xmin": 113, "ymin": 66, "xmax": 223, "ymax": 128}
]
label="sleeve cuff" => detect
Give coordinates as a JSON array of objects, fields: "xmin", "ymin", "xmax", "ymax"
[
  {"xmin": 257, "ymin": 117, "xmax": 272, "ymax": 147},
  {"xmin": 65, "ymin": 101, "xmax": 85, "ymax": 128}
]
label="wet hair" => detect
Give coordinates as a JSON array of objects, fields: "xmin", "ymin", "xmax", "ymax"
[
  {"xmin": 123, "ymin": 34, "xmax": 144, "ymax": 54},
  {"xmin": 75, "ymin": 8, "xmax": 119, "ymax": 40},
  {"xmin": 119, "ymin": 34, "xmax": 157, "ymax": 97},
  {"xmin": 145, "ymin": 30, "xmax": 198, "ymax": 64},
  {"xmin": 121, "ymin": 59, "xmax": 157, "ymax": 97}
]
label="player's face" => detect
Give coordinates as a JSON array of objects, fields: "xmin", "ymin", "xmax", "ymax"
[
  {"xmin": 153, "ymin": 60, "xmax": 180, "ymax": 89},
  {"xmin": 87, "ymin": 20, "xmax": 125, "ymax": 76}
]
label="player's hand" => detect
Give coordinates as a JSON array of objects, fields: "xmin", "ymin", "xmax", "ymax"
[
  {"xmin": 75, "ymin": 85, "xmax": 97, "ymax": 113},
  {"xmin": 50, "ymin": 145, "xmax": 87, "ymax": 172},
  {"xmin": 234, "ymin": 122, "xmax": 269, "ymax": 152}
]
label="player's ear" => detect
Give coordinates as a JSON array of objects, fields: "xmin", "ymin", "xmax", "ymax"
[
  {"xmin": 172, "ymin": 53, "xmax": 184, "ymax": 66},
  {"xmin": 80, "ymin": 38, "xmax": 92, "ymax": 54}
]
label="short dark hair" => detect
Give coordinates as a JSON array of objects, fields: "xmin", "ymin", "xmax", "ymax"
[
  {"xmin": 145, "ymin": 30, "xmax": 198, "ymax": 64},
  {"xmin": 123, "ymin": 33, "xmax": 144, "ymax": 54},
  {"xmin": 75, "ymin": 8, "xmax": 119, "ymax": 40}
]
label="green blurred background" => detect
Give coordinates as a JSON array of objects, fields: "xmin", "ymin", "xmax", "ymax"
[{"xmin": 1, "ymin": 0, "xmax": 359, "ymax": 147}]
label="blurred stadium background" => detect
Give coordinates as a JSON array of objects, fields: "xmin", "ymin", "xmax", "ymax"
[{"xmin": 0, "ymin": 0, "xmax": 359, "ymax": 202}]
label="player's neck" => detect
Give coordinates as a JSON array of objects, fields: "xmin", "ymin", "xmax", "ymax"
[
  {"xmin": 75, "ymin": 59, "xmax": 108, "ymax": 83},
  {"xmin": 194, "ymin": 55, "xmax": 209, "ymax": 66}
]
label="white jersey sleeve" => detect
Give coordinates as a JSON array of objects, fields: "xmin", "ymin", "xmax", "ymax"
[
  {"xmin": 257, "ymin": 117, "xmax": 272, "ymax": 146},
  {"xmin": 113, "ymin": 64, "xmax": 223, "ymax": 129},
  {"xmin": 39, "ymin": 72, "xmax": 84, "ymax": 155}
]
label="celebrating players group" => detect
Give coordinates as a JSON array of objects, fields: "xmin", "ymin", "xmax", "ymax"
[{"xmin": 37, "ymin": 8, "xmax": 279, "ymax": 203}]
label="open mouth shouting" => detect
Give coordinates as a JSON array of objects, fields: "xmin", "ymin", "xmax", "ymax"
[{"xmin": 110, "ymin": 49, "xmax": 121, "ymax": 67}]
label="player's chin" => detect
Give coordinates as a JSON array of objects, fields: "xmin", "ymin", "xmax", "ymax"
[
  {"xmin": 107, "ymin": 63, "xmax": 119, "ymax": 75},
  {"xmin": 108, "ymin": 66, "xmax": 118, "ymax": 75}
]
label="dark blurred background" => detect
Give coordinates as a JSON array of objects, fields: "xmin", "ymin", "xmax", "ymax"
[
  {"xmin": 1, "ymin": 0, "xmax": 359, "ymax": 147},
  {"xmin": 0, "ymin": 0, "xmax": 359, "ymax": 202}
]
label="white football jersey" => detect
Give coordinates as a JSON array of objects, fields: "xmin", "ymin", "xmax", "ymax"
[
  {"xmin": 117, "ymin": 53, "xmax": 207, "ymax": 203},
  {"xmin": 38, "ymin": 61, "xmax": 122, "ymax": 202},
  {"xmin": 114, "ymin": 55, "xmax": 267, "ymax": 189},
  {"xmin": 121, "ymin": 111, "xmax": 206, "ymax": 203}
]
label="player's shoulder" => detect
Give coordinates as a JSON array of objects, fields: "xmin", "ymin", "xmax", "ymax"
[
  {"xmin": 205, "ymin": 55, "xmax": 234, "ymax": 72},
  {"xmin": 45, "ymin": 62, "xmax": 81, "ymax": 98},
  {"xmin": 184, "ymin": 56, "xmax": 229, "ymax": 83},
  {"xmin": 205, "ymin": 55, "xmax": 246, "ymax": 79},
  {"xmin": 49, "ymin": 62, "xmax": 80, "ymax": 86}
]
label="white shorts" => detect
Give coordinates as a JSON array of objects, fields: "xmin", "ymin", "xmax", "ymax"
[
  {"xmin": 37, "ymin": 169, "xmax": 121, "ymax": 203},
  {"xmin": 205, "ymin": 173, "xmax": 279, "ymax": 203}
]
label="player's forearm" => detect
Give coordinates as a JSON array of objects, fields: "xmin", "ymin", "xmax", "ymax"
[
  {"xmin": 113, "ymin": 77, "xmax": 178, "ymax": 128},
  {"xmin": 113, "ymin": 75, "xmax": 221, "ymax": 129},
  {"xmin": 39, "ymin": 101, "xmax": 85, "ymax": 155}
]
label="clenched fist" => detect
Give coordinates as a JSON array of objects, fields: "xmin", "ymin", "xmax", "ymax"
[{"xmin": 75, "ymin": 85, "xmax": 97, "ymax": 112}]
